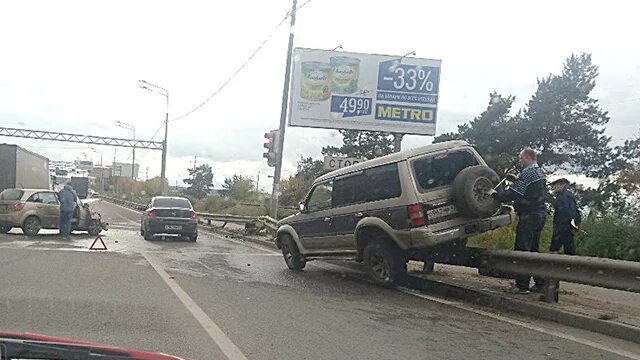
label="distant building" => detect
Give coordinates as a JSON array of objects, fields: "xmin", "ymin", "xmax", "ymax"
[{"xmin": 112, "ymin": 162, "xmax": 139, "ymax": 179}]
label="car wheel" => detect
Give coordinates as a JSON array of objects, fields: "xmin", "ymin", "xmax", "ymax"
[
  {"xmin": 22, "ymin": 216, "xmax": 42, "ymax": 236},
  {"xmin": 144, "ymin": 229, "xmax": 154, "ymax": 241},
  {"xmin": 452, "ymin": 165, "xmax": 501, "ymax": 218},
  {"xmin": 363, "ymin": 239, "xmax": 406, "ymax": 287},
  {"xmin": 87, "ymin": 219, "xmax": 101, "ymax": 236},
  {"xmin": 280, "ymin": 235, "xmax": 306, "ymax": 270},
  {"xmin": 0, "ymin": 225, "xmax": 11, "ymax": 234}
]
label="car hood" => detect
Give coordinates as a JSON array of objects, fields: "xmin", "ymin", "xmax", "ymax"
[
  {"xmin": 278, "ymin": 213, "xmax": 300, "ymax": 225},
  {"xmin": 0, "ymin": 331, "xmax": 191, "ymax": 360}
]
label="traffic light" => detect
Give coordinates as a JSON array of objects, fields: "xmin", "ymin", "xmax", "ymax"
[{"xmin": 263, "ymin": 129, "xmax": 280, "ymax": 167}]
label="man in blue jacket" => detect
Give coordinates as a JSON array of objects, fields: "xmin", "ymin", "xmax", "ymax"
[
  {"xmin": 549, "ymin": 178, "xmax": 581, "ymax": 255},
  {"xmin": 488, "ymin": 149, "xmax": 547, "ymax": 294},
  {"xmin": 58, "ymin": 182, "xmax": 78, "ymax": 239}
]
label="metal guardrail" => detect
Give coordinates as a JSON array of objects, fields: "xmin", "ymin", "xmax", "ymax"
[
  {"xmin": 470, "ymin": 248, "xmax": 640, "ymax": 294},
  {"xmin": 97, "ymin": 195, "xmax": 279, "ymax": 233}
]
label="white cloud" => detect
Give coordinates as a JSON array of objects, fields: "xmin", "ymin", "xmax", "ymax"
[{"xmin": 1, "ymin": 0, "xmax": 638, "ymax": 189}]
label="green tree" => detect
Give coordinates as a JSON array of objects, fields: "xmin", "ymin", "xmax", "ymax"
[
  {"xmin": 222, "ymin": 174, "xmax": 255, "ymax": 200},
  {"xmin": 295, "ymin": 156, "xmax": 325, "ymax": 180},
  {"xmin": 434, "ymin": 92, "xmax": 523, "ymax": 174},
  {"xmin": 183, "ymin": 164, "xmax": 214, "ymax": 199},
  {"xmin": 322, "ymin": 130, "xmax": 395, "ymax": 160},
  {"xmin": 520, "ymin": 53, "xmax": 610, "ymax": 174}
]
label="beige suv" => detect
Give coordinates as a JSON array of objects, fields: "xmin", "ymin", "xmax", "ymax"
[
  {"xmin": 276, "ymin": 140, "xmax": 515, "ymax": 286},
  {"xmin": 0, "ymin": 188, "xmax": 106, "ymax": 236}
]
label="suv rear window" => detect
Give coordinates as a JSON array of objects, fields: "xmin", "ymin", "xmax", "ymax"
[
  {"xmin": 0, "ymin": 189, "xmax": 24, "ymax": 200},
  {"xmin": 333, "ymin": 163, "xmax": 401, "ymax": 207},
  {"xmin": 413, "ymin": 150, "xmax": 477, "ymax": 191},
  {"xmin": 153, "ymin": 198, "xmax": 191, "ymax": 208}
]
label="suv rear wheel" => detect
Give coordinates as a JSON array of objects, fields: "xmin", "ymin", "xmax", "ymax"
[
  {"xmin": 363, "ymin": 239, "xmax": 406, "ymax": 287},
  {"xmin": 280, "ymin": 235, "xmax": 306, "ymax": 270}
]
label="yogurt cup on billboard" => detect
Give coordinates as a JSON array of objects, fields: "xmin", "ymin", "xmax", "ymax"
[
  {"xmin": 330, "ymin": 56, "xmax": 360, "ymax": 94},
  {"xmin": 301, "ymin": 61, "xmax": 332, "ymax": 101}
]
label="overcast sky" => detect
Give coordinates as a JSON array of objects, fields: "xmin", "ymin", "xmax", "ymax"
[{"xmin": 1, "ymin": 0, "xmax": 638, "ymax": 190}]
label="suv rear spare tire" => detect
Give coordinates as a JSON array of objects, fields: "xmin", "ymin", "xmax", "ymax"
[{"xmin": 452, "ymin": 165, "xmax": 501, "ymax": 218}]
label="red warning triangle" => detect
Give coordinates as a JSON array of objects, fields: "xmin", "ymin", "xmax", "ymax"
[{"xmin": 89, "ymin": 235, "xmax": 108, "ymax": 250}]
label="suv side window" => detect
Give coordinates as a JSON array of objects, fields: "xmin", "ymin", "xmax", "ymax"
[
  {"xmin": 333, "ymin": 173, "xmax": 366, "ymax": 208},
  {"xmin": 332, "ymin": 163, "xmax": 401, "ymax": 208},
  {"xmin": 412, "ymin": 150, "xmax": 478, "ymax": 191},
  {"xmin": 307, "ymin": 181, "xmax": 333, "ymax": 212},
  {"xmin": 364, "ymin": 163, "xmax": 401, "ymax": 202}
]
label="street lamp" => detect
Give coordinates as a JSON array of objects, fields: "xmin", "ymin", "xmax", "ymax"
[
  {"xmin": 90, "ymin": 147, "xmax": 104, "ymax": 192},
  {"xmin": 116, "ymin": 121, "xmax": 136, "ymax": 196},
  {"xmin": 139, "ymin": 80, "xmax": 169, "ymax": 195}
]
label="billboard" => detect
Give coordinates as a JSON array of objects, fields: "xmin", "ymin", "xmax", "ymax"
[{"xmin": 289, "ymin": 48, "xmax": 441, "ymax": 136}]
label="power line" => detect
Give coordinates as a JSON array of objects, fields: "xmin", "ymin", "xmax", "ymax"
[
  {"xmin": 171, "ymin": 0, "xmax": 316, "ymax": 122},
  {"xmin": 150, "ymin": 120, "xmax": 165, "ymax": 141}
]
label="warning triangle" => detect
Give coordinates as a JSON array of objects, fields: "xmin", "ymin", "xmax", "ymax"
[{"xmin": 89, "ymin": 235, "xmax": 108, "ymax": 251}]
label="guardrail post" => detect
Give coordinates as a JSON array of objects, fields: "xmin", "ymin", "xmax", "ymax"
[
  {"xmin": 542, "ymin": 279, "xmax": 559, "ymax": 303},
  {"xmin": 207, "ymin": 219, "xmax": 211, "ymax": 226}
]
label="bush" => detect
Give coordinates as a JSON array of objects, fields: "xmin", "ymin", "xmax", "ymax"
[
  {"xmin": 577, "ymin": 215, "xmax": 640, "ymax": 261},
  {"xmin": 468, "ymin": 215, "xmax": 554, "ymax": 251},
  {"xmin": 194, "ymin": 196, "xmax": 237, "ymax": 213}
]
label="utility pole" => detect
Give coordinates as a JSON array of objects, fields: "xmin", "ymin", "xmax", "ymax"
[
  {"xmin": 192, "ymin": 156, "xmax": 197, "ymax": 173},
  {"xmin": 270, "ymin": 0, "xmax": 297, "ymax": 219},
  {"xmin": 393, "ymin": 133, "xmax": 404, "ymax": 153},
  {"xmin": 256, "ymin": 172, "xmax": 260, "ymax": 193},
  {"xmin": 139, "ymin": 80, "xmax": 169, "ymax": 195}
]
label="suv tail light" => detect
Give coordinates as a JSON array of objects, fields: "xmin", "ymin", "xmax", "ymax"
[
  {"xmin": 148, "ymin": 210, "xmax": 157, "ymax": 218},
  {"xmin": 14, "ymin": 202, "xmax": 25, "ymax": 211},
  {"xmin": 407, "ymin": 203, "xmax": 426, "ymax": 227},
  {"xmin": 191, "ymin": 211, "xmax": 198, "ymax": 220}
]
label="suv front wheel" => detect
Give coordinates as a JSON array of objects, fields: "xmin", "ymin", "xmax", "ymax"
[
  {"xmin": 363, "ymin": 239, "xmax": 406, "ymax": 287},
  {"xmin": 280, "ymin": 235, "xmax": 306, "ymax": 270}
]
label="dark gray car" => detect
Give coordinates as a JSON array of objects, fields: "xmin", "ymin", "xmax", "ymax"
[
  {"xmin": 140, "ymin": 196, "xmax": 198, "ymax": 241},
  {"xmin": 276, "ymin": 140, "xmax": 515, "ymax": 286}
]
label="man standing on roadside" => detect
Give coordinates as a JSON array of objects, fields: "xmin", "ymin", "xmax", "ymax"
[
  {"xmin": 487, "ymin": 148, "xmax": 547, "ymax": 294},
  {"xmin": 58, "ymin": 182, "xmax": 78, "ymax": 239},
  {"xmin": 549, "ymin": 178, "xmax": 581, "ymax": 255}
]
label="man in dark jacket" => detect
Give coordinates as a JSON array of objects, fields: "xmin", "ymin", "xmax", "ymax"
[
  {"xmin": 549, "ymin": 178, "xmax": 581, "ymax": 255},
  {"xmin": 487, "ymin": 148, "xmax": 547, "ymax": 294},
  {"xmin": 58, "ymin": 182, "xmax": 78, "ymax": 239}
]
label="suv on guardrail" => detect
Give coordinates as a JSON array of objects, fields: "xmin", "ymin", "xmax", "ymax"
[{"xmin": 275, "ymin": 140, "xmax": 515, "ymax": 286}]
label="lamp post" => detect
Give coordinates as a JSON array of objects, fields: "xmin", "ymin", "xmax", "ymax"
[
  {"xmin": 139, "ymin": 80, "xmax": 169, "ymax": 194},
  {"xmin": 116, "ymin": 121, "xmax": 136, "ymax": 196},
  {"xmin": 90, "ymin": 147, "xmax": 104, "ymax": 192}
]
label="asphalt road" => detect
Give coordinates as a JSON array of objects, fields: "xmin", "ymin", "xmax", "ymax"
[{"xmin": 0, "ymin": 200, "xmax": 638, "ymax": 360}]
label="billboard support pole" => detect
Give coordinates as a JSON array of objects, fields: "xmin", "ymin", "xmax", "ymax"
[
  {"xmin": 270, "ymin": 0, "xmax": 298, "ymax": 219},
  {"xmin": 393, "ymin": 133, "xmax": 404, "ymax": 153}
]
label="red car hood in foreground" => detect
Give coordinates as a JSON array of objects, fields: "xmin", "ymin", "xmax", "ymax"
[{"xmin": 0, "ymin": 331, "xmax": 192, "ymax": 360}]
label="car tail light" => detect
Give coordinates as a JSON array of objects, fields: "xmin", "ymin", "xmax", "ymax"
[
  {"xmin": 148, "ymin": 210, "xmax": 157, "ymax": 218},
  {"xmin": 407, "ymin": 203, "xmax": 426, "ymax": 227},
  {"xmin": 191, "ymin": 211, "xmax": 198, "ymax": 220},
  {"xmin": 14, "ymin": 202, "xmax": 25, "ymax": 211}
]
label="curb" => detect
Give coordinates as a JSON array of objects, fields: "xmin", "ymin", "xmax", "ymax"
[
  {"xmin": 403, "ymin": 274, "xmax": 640, "ymax": 345},
  {"xmin": 200, "ymin": 224, "xmax": 640, "ymax": 344}
]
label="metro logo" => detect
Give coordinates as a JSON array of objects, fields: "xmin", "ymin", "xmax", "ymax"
[{"xmin": 375, "ymin": 104, "xmax": 436, "ymax": 123}]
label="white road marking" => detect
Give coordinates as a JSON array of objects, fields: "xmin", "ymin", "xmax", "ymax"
[
  {"xmin": 100, "ymin": 201, "xmax": 639, "ymax": 358},
  {"xmin": 212, "ymin": 236, "xmax": 640, "ymax": 358},
  {"xmin": 399, "ymin": 288, "xmax": 640, "ymax": 360},
  {"xmin": 142, "ymin": 252, "xmax": 248, "ymax": 360}
]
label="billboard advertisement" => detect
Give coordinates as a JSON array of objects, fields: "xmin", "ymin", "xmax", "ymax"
[{"xmin": 289, "ymin": 48, "xmax": 441, "ymax": 135}]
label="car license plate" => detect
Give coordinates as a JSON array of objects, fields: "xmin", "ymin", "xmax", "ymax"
[
  {"xmin": 165, "ymin": 225, "xmax": 182, "ymax": 231},
  {"xmin": 427, "ymin": 204, "xmax": 457, "ymax": 220}
]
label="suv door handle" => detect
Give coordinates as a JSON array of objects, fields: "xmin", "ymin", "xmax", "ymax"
[
  {"xmin": 355, "ymin": 212, "xmax": 364, "ymax": 218},
  {"xmin": 323, "ymin": 217, "xmax": 332, "ymax": 222}
]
